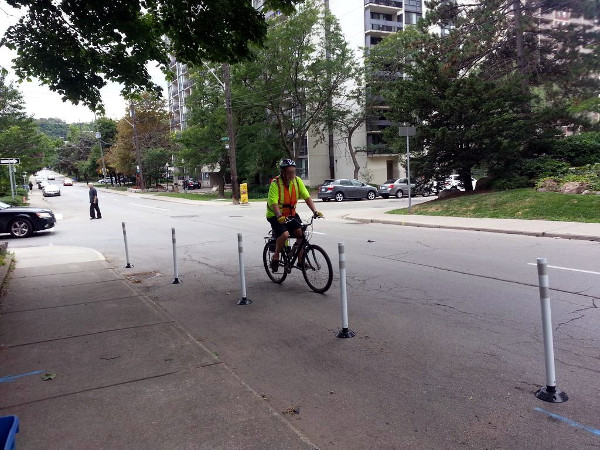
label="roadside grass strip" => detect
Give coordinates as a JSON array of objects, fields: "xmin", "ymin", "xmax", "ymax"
[{"xmin": 388, "ymin": 189, "xmax": 600, "ymax": 223}]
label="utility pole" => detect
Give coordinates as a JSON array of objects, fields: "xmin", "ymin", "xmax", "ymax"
[
  {"xmin": 223, "ymin": 63, "xmax": 240, "ymax": 204},
  {"xmin": 129, "ymin": 102, "xmax": 146, "ymax": 190}
]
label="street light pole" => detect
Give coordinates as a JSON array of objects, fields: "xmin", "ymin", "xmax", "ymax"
[
  {"xmin": 95, "ymin": 131, "xmax": 107, "ymax": 181},
  {"xmin": 223, "ymin": 63, "xmax": 240, "ymax": 204},
  {"xmin": 129, "ymin": 102, "xmax": 146, "ymax": 190}
]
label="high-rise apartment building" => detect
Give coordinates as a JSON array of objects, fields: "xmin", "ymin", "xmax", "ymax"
[
  {"xmin": 304, "ymin": 0, "xmax": 425, "ymax": 186},
  {"xmin": 167, "ymin": 55, "xmax": 193, "ymax": 132}
]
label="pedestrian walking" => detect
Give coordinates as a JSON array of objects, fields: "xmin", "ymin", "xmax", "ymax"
[
  {"xmin": 28, "ymin": 181, "xmax": 33, "ymax": 191},
  {"xmin": 88, "ymin": 183, "xmax": 102, "ymax": 219}
]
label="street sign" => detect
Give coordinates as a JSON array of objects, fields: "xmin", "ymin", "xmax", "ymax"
[{"xmin": 0, "ymin": 158, "xmax": 20, "ymax": 165}]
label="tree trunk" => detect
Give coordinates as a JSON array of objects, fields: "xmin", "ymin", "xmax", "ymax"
[
  {"xmin": 348, "ymin": 130, "xmax": 360, "ymax": 180},
  {"xmin": 459, "ymin": 168, "xmax": 473, "ymax": 192}
]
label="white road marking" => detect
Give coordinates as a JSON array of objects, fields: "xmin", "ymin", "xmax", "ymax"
[
  {"xmin": 527, "ymin": 263, "xmax": 600, "ymax": 275},
  {"xmin": 130, "ymin": 203, "xmax": 170, "ymax": 211},
  {"xmin": 312, "ymin": 231, "xmax": 326, "ymax": 235}
]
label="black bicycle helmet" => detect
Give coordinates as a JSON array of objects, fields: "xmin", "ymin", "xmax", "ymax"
[{"xmin": 279, "ymin": 159, "xmax": 296, "ymax": 168}]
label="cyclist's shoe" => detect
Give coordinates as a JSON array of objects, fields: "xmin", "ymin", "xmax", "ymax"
[{"xmin": 270, "ymin": 258, "xmax": 280, "ymax": 272}]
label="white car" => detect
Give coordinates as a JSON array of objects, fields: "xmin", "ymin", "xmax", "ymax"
[
  {"xmin": 42, "ymin": 184, "xmax": 61, "ymax": 197},
  {"xmin": 444, "ymin": 175, "xmax": 477, "ymax": 191}
]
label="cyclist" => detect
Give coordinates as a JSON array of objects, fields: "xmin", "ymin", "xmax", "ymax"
[{"xmin": 266, "ymin": 159, "xmax": 323, "ymax": 272}]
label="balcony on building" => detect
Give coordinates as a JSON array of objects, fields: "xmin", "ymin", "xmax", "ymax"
[{"xmin": 365, "ymin": 0, "xmax": 403, "ymax": 15}]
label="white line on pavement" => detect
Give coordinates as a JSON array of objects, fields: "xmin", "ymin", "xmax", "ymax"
[
  {"xmin": 527, "ymin": 263, "xmax": 600, "ymax": 275},
  {"xmin": 130, "ymin": 203, "xmax": 170, "ymax": 211},
  {"xmin": 312, "ymin": 231, "xmax": 326, "ymax": 235}
]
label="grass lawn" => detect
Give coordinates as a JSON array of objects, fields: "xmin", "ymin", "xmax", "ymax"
[
  {"xmin": 388, "ymin": 188, "xmax": 600, "ymax": 223},
  {"xmin": 155, "ymin": 192, "xmax": 267, "ymax": 202}
]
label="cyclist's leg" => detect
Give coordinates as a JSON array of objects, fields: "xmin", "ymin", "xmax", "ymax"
[
  {"xmin": 287, "ymin": 216, "xmax": 304, "ymax": 263},
  {"xmin": 267, "ymin": 217, "xmax": 288, "ymax": 263}
]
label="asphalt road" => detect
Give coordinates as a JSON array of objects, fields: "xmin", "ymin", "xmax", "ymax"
[{"xmin": 10, "ymin": 178, "xmax": 600, "ymax": 449}]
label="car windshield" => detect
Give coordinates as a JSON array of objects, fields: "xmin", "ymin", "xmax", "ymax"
[{"xmin": 0, "ymin": 201, "xmax": 11, "ymax": 209}]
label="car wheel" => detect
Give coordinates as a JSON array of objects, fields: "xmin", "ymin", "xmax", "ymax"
[
  {"xmin": 334, "ymin": 192, "xmax": 344, "ymax": 202},
  {"xmin": 367, "ymin": 191, "xmax": 376, "ymax": 200},
  {"xmin": 395, "ymin": 189, "xmax": 404, "ymax": 199},
  {"xmin": 9, "ymin": 218, "xmax": 33, "ymax": 238},
  {"xmin": 421, "ymin": 189, "xmax": 431, "ymax": 197}
]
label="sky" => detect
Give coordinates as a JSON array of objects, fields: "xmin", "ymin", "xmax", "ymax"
[{"xmin": 0, "ymin": 2, "xmax": 167, "ymax": 124}]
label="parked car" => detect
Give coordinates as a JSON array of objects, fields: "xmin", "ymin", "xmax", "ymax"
[
  {"xmin": 444, "ymin": 175, "xmax": 477, "ymax": 191},
  {"xmin": 63, "ymin": 178, "xmax": 73, "ymax": 186},
  {"xmin": 39, "ymin": 180, "xmax": 49, "ymax": 190},
  {"xmin": 98, "ymin": 177, "xmax": 114, "ymax": 184},
  {"xmin": 318, "ymin": 179, "xmax": 377, "ymax": 202},
  {"xmin": 0, "ymin": 201, "xmax": 56, "ymax": 238},
  {"xmin": 185, "ymin": 179, "xmax": 201, "ymax": 189},
  {"xmin": 42, "ymin": 184, "xmax": 61, "ymax": 197},
  {"xmin": 377, "ymin": 178, "xmax": 416, "ymax": 199}
]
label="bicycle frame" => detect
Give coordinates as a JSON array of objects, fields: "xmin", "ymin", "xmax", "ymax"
[{"xmin": 268, "ymin": 216, "xmax": 314, "ymax": 273}]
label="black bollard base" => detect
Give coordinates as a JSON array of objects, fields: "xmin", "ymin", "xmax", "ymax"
[
  {"xmin": 336, "ymin": 327, "xmax": 356, "ymax": 339},
  {"xmin": 535, "ymin": 386, "xmax": 568, "ymax": 403},
  {"xmin": 172, "ymin": 278, "xmax": 181, "ymax": 284},
  {"xmin": 237, "ymin": 297, "xmax": 252, "ymax": 305},
  {"xmin": 125, "ymin": 263, "xmax": 133, "ymax": 268}
]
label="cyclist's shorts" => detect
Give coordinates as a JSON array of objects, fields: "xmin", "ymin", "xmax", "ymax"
[{"xmin": 267, "ymin": 214, "xmax": 302, "ymax": 239}]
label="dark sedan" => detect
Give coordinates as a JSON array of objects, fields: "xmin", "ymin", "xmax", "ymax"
[
  {"xmin": 0, "ymin": 201, "xmax": 56, "ymax": 238},
  {"xmin": 185, "ymin": 179, "xmax": 201, "ymax": 189},
  {"xmin": 318, "ymin": 179, "xmax": 377, "ymax": 202}
]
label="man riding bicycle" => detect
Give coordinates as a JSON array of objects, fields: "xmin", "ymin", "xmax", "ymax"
[{"xmin": 266, "ymin": 159, "xmax": 323, "ymax": 272}]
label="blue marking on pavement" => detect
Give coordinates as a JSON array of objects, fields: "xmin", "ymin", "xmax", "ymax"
[
  {"xmin": 535, "ymin": 407, "xmax": 600, "ymax": 437},
  {"xmin": 0, "ymin": 370, "xmax": 46, "ymax": 384}
]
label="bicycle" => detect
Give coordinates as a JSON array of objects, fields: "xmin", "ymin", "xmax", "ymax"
[{"xmin": 263, "ymin": 215, "xmax": 333, "ymax": 293}]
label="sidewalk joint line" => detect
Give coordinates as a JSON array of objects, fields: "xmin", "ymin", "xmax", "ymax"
[
  {"xmin": 0, "ymin": 371, "xmax": 181, "ymax": 411},
  {"xmin": 5, "ymin": 321, "xmax": 175, "ymax": 348},
  {"xmin": 1, "ymin": 295, "xmax": 139, "ymax": 314}
]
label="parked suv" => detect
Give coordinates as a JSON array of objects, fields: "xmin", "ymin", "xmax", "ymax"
[
  {"xmin": 444, "ymin": 175, "xmax": 477, "ymax": 191},
  {"xmin": 318, "ymin": 179, "xmax": 377, "ymax": 202},
  {"xmin": 377, "ymin": 178, "xmax": 416, "ymax": 199}
]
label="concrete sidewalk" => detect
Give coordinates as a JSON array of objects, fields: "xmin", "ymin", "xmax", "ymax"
[
  {"xmin": 0, "ymin": 246, "xmax": 316, "ymax": 450},
  {"xmin": 345, "ymin": 208, "xmax": 600, "ymax": 241}
]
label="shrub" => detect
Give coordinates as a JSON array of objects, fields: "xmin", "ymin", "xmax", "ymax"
[
  {"xmin": 247, "ymin": 184, "xmax": 270, "ymax": 198},
  {"xmin": 491, "ymin": 176, "xmax": 530, "ymax": 190},
  {"xmin": 0, "ymin": 196, "xmax": 25, "ymax": 206}
]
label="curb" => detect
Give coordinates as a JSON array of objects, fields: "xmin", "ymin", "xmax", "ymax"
[
  {"xmin": 0, "ymin": 252, "xmax": 14, "ymax": 291},
  {"xmin": 344, "ymin": 215, "xmax": 600, "ymax": 242}
]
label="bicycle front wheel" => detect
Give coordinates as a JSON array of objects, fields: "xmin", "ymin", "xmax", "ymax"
[
  {"xmin": 263, "ymin": 242, "xmax": 288, "ymax": 284},
  {"xmin": 302, "ymin": 244, "xmax": 333, "ymax": 293}
]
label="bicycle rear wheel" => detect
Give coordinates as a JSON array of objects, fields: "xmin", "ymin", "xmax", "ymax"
[
  {"xmin": 302, "ymin": 244, "xmax": 333, "ymax": 293},
  {"xmin": 263, "ymin": 242, "xmax": 288, "ymax": 284}
]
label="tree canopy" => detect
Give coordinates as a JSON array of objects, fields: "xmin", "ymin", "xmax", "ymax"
[{"xmin": 1, "ymin": 0, "xmax": 301, "ymax": 111}]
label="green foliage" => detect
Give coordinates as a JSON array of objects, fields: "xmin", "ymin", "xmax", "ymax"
[
  {"xmin": 536, "ymin": 164, "xmax": 600, "ymax": 191},
  {"xmin": 36, "ymin": 118, "xmax": 68, "ymax": 140},
  {"xmin": 2, "ymin": 0, "xmax": 300, "ymax": 111},
  {"xmin": 550, "ymin": 132, "xmax": 600, "ymax": 166}
]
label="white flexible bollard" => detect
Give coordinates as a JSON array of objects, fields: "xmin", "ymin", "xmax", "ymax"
[
  {"xmin": 534, "ymin": 258, "xmax": 567, "ymax": 403},
  {"xmin": 171, "ymin": 228, "xmax": 181, "ymax": 284},
  {"xmin": 336, "ymin": 242, "xmax": 355, "ymax": 338},
  {"xmin": 237, "ymin": 233, "xmax": 251, "ymax": 305},
  {"xmin": 122, "ymin": 222, "xmax": 133, "ymax": 268}
]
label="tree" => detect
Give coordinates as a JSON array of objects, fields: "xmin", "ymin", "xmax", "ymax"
[
  {"xmin": 0, "ymin": 69, "xmax": 57, "ymax": 186},
  {"xmin": 235, "ymin": 0, "xmax": 357, "ymax": 160},
  {"xmin": 423, "ymin": 0, "xmax": 600, "ymax": 129},
  {"xmin": 36, "ymin": 118, "xmax": 69, "ymax": 140},
  {"xmin": 368, "ymin": 28, "xmax": 533, "ymax": 190},
  {"xmin": 1, "ymin": 0, "xmax": 300, "ymax": 111},
  {"xmin": 107, "ymin": 93, "xmax": 171, "ymax": 187}
]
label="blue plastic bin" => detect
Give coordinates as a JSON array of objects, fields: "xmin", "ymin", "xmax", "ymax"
[{"xmin": 0, "ymin": 416, "xmax": 19, "ymax": 450}]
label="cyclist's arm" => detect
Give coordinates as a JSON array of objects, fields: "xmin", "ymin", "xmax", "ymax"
[
  {"xmin": 305, "ymin": 197, "xmax": 318, "ymax": 215},
  {"xmin": 296, "ymin": 178, "xmax": 317, "ymax": 215},
  {"xmin": 267, "ymin": 181, "xmax": 283, "ymax": 218}
]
